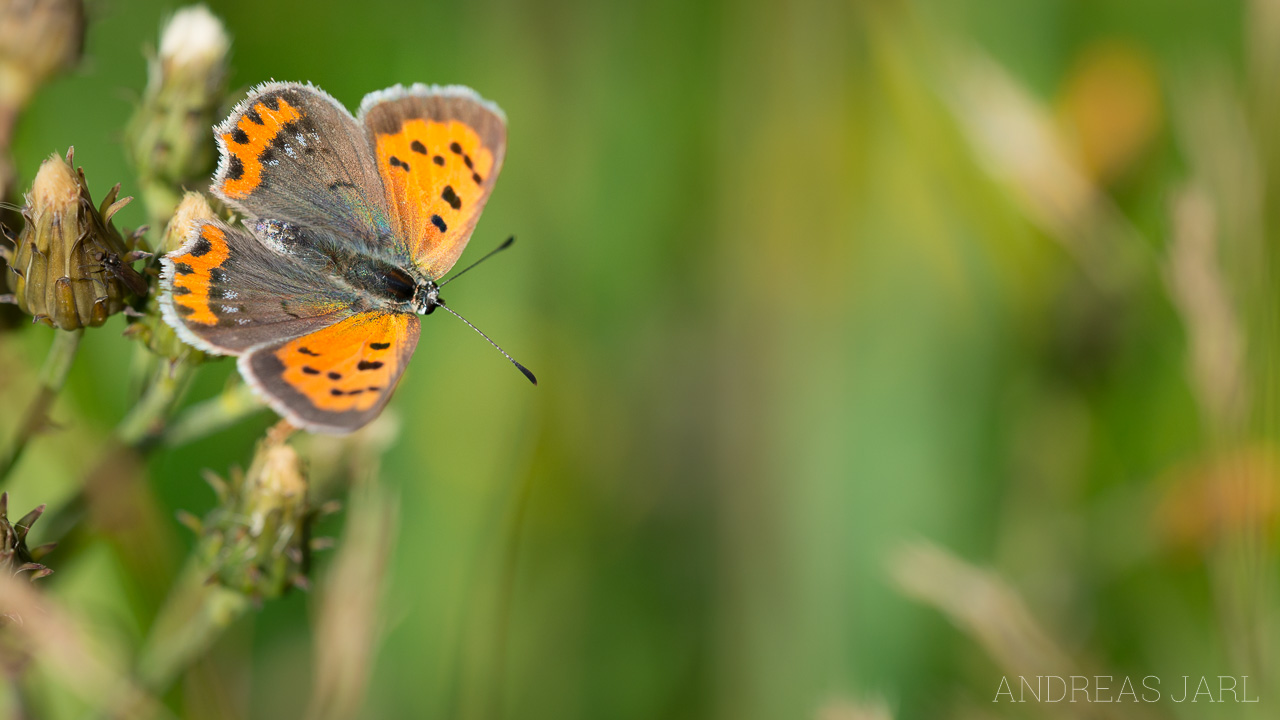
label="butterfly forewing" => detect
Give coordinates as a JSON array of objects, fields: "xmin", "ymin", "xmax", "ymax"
[
  {"xmin": 161, "ymin": 220, "xmax": 359, "ymax": 354},
  {"xmin": 359, "ymin": 85, "xmax": 507, "ymax": 279},
  {"xmin": 214, "ymin": 82, "xmax": 395, "ymax": 251}
]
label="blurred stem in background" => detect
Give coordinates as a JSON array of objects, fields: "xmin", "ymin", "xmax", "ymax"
[
  {"xmin": 0, "ymin": 574, "xmax": 173, "ymax": 720},
  {"xmin": 157, "ymin": 381, "xmax": 264, "ymax": 449},
  {"xmin": 303, "ymin": 477, "xmax": 398, "ymax": 720},
  {"xmin": 0, "ymin": 328, "xmax": 80, "ymax": 480}
]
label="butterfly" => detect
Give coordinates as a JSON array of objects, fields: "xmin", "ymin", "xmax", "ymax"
[{"xmin": 160, "ymin": 82, "xmax": 532, "ymax": 434}]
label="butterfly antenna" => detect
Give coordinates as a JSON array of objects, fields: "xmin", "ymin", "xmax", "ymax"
[
  {"xmin": 438, "ymin": 235, "xmax": 516, "ymax": 288},
  {"xmin": 435, "ymin": 301, "xmax": 537, "ymax": 385}
]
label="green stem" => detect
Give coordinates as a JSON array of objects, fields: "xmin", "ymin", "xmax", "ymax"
[
  {"xmin": 118, "ymin": 358, "xmax": 197, "ymax": 449},
  {"xmin": 0, "ymin": 328, "xmax": 83, "ymax": 481},
  {"xmin": 159, "ymin": 381, "xmax": 264, "ymax": 449},
  {"xmin": 38, "ymin": 355, "xmax": 199, "ymax": 562},
  {"xmin": 133, "ymin": 559, "xmax": 251, "ymax": 694}
]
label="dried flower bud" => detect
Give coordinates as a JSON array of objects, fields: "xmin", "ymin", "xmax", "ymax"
[
  {"xmin": 0, "ymin": 492, "xmax": 54, "ymax": 580},
  {"xmin": 3, "ymin": 149, "xmax": 138, "ymax": 329},
  {"xmin": 126, "ymin": 191, "xmax": 214, "ymax": 360},
  {"xmin": 161, "ymin": 190, "xmax": 217, "ymax": 255},
  {"xmin": 196, "ymin": 426, "xmax": 313, "ymax": 598},
  {"xmin": 126, "ymin": 5, "xmax": 230, "ymax": 226},
  {"xmin": 0, "ymin": 0, "xmax": 85, "ymax": 107}
]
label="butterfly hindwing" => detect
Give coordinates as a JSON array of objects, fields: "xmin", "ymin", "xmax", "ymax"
[
  {"xmin": 161, "ymin": 219, "xmax": 358, "ymax": 355},
  {"xmin": 358, "ymin": 84, "xmax": 507, "ymax": 279},
  {"xmin": 214, "ymin": 82, "xmax": 394, "ymax": 250},
  {"xmin": 239, "ymin": 311, "xmax": 420, "ymax": 433}
]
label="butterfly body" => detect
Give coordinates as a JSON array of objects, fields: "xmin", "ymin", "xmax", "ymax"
[
  {"xmin": 160, "ymin": 82, "xmax": 508, "ymax": 433},
  {"xmin": 248, "ymin": 216, "xmax": 442, "ymax": 316}
]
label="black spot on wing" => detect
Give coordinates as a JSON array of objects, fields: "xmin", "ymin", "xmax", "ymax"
[
  {"xmin": 357, "ymin": 360, "xmax": 384, "ymax": 371},
  {"xmin": 231, "ymin": 128, "xmax": 249, "ymax": 144},
  {"xmin": 389, "ymin": 156, "xmax": 410, "ymax": 172},
  {"xmin": 244, "ymin": 108, "xmax": 263, "ymax": 125},
  {"xmin": 302, "ymin": 366, "xmax": 320, "ymax": 375},
  {"xmin": 433, "ymin": 155, "xmax": 445, "ymax": 166},
  {"xmin": 369, "ymin": 342, "xmax": 390, "ymax": 350},
  {"xmin": 411, "ymin": 140, "xmax": 427, "ymax": 154},
  {"xmin": 174, "ymin": 262, "xmax": 194, "ymax": 275},
  {"xmin": 298, "ymin": 347, "xmax": 320, "ymax": 356},
  {"xmin": 328, "ymin": 371, "xmax": 342, "ymax": 380},
  {"xmin": 431, "ymin": 215, "xmax": 448, "ymax": 232},
  {"xmin": 226, "ymin": 156, "xmax": 244, "ymax": 181},
  {"xmin": 189, "ymin": 237, "xmax": 212, "ymax": 257},
  {"xmin": 441, "ymin": 186, "xmax": 461, "ymax": 210},
  {"xmin": 450, "ymin": 142, "xmax": 462, "ymax": 154}
]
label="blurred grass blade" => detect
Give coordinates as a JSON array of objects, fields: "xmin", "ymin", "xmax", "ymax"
[{"xmin": 305, "ymin": 481, "xmax": 398, "ymax": 720}]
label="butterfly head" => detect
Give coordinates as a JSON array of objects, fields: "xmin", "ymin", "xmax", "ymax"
[{"xmin": 414, "ymin": 279, "xmax": 442, "ymax": 315}]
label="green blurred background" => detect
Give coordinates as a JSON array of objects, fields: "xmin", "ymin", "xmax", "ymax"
[{"xmin": 2, "ymin": 0, "xmax": 1279, "ymax": 718}]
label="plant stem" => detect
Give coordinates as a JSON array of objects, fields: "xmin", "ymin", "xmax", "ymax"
[
  {"xmin": 118, "ymin": 359, "xmax": 198, "ymax": 448},
  {"xmin": 133, "ymin": 560, "xmax": 251, "ymax": 694},
  {"xmin": 159, "ymin": 381, "xmax": 264, "ymax": 449},
  {"xmin": 0, "ymin": 328, "xmax": 82, "ymax": 481},
  {"xmin": 38, "ymin": 356, "xmax": 200, "ymax": 586}
]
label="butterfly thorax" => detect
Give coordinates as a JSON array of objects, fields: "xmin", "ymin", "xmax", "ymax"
[{"xmin": 322, "ymin": 244, "xmax": 443, "ymax": 316}]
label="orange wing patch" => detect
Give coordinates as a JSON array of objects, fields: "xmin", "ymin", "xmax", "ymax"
[
  {"xmin": 374, "ymin": 119, "xmax": 497, "ymax": 277},
  {"xmin": 274, "ymin": 312, "xmax": 415, "ymax": 414},
  {"xmin": 220, "ymin": 98, "xmax": 303, "ymax": 199},
  {"xmin": 169, "ymin": 224, "xmax": 232, "ymax": 326}
]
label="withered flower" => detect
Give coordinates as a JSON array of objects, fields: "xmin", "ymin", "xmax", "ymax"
[
  {"xmin": 193, "ymin": 424, "xmax": 315, "ymax": 598},
  {"xmin": 1, "ymin": 149, "xmax": 140, "ymax": 329},
  {"xmin": 0, "ymin": 492, "xmax": 54, "ymax": 581}
]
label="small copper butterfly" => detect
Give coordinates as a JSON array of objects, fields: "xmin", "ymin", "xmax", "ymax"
[{"xmin": 160, "ymin": 82, "xmax": 532, "ymax": 434}]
